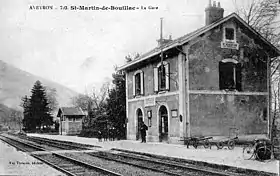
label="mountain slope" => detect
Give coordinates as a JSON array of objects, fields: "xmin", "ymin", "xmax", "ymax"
[{"xmin": 0, "ymin": 60, "xmax": 79, "ymax": 110}]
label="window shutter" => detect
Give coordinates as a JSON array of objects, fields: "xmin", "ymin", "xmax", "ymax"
[
  {"xmin": 236, "ymin": 63, "xmax": 242, "ymax": 91},
  {"xmin": 154, "ymin": 67, "xmax": 158, "ymax": 92},
  {"xmin": 133, "ymin": 74, "xmax": 136, "ymax": 96},
  {"xmin": 140, "ymin": 71, "xmax": 144, "ymax": 95},
  {"xmin": 219, "ymin": 62, "xmax": 225, "ymax": 90},
  {"xmin": 165, "ymin": 63, "xmax": 170, "ymax": 90}
]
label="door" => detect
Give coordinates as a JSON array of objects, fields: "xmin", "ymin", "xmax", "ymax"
[
  {"xmin": 136, "ymin": 109, "xmax": 143, "ymax": 140},
  {"xmin": 159, "ymin": 106, "xmax": 168, "ymax": 142}
]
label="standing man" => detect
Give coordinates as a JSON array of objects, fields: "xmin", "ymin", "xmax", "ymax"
[{"xmin": 140, "ymin": 121, "xmax": 148, "ymax": 143}]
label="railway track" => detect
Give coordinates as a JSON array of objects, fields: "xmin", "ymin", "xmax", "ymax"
[
  {"xmin": 32, "ymin": 153, "xmax": 122, "ymax": 176},
  {"xmin": 0, "ymin": 135, "xmax": 45, "ymax": 152},
  {"xmin": 23, "ymin": 136, "xmax": 97, "ymax": 150},
  {"xmin": 86, "ymin": 151, "xmax": 242, "ymax": 176},
  {"xmin": 0, "ymin": 134, "xmax": 123, "ymax": 176},
  {"xmin": 110, "ymin": 149, "xmax": 277, "ymax": 176},
  {"xmin": 3, "ymin": 134, "xmax": 270, "ymax": 176}
]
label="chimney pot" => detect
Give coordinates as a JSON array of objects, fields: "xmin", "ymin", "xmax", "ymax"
[
  {"xmin": 209, "ymin": 0, "xmax": 212, "ymax": 7},
  {"xmin": 213, "ymin": 1, "xmax": 216, "ymax": 7},
  {"xmin": 205, "ymin": 1, "xmax": 224, "ymax": 25}
]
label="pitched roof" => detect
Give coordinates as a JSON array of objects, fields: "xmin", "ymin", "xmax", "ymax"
[
  {"xmin": 57, "ymin": 107, "xmax": 85, "ymax": 117},
  {"xmin": 118, "ymin": 13, "xmax": 280, "ymax": 71}
]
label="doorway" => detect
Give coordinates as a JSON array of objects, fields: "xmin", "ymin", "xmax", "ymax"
[
  {"xmin": 159, "ymin": 105, "xmax": 168, "ymax": 142},
  {"xmin": 136, "ymin": 108, "xmax": 143, "ymax": 140}
]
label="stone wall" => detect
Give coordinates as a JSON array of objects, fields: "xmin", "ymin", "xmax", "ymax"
[
  {"xmin": 187, "ymin": 19, "xmax": 268, "ymax": 137},
  {"xmin": 189, "ymin": 94, "xmax": 267, "ymax": 137},
  {"xmin": 188, "ymin": 20, "xmax": 267, "ymax": 92}
]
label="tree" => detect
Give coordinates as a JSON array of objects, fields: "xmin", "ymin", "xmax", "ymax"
[
  {"xmin": 233, "ymin": 0, "xmax": 280, "ymax": 75},
  {"xmin": 72, "ymin": 82, "xmax": 110, "ymax": 130},
  {"xmin": 106, "ymin": 68, "xmax": 126, "ymax": 139},
  {"xmin": 22, "ymin": 80, "xmax": 53, "ymax": 131},
  {"xmin": 45, "ymin": 87, "xmax": 59, "ymax": 115},
  {"xmin": 72, "ymin": 94, "xmax": 92, "ymax": 112},
  {"xmin": 8, "ymin": 109, "xmax": 23, "ymax": 131},
  {"xmin": 21, "ymin": 95, "xmax": 33, "ymax": 130}
]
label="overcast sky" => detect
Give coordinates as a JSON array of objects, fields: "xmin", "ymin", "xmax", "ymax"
[{"xmin": 0, "ymin": 0, "xmax": 243, "ymax": 93}]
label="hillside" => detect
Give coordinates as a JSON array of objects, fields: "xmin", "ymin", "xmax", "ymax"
[{"xmin": 0, "ymin": 60, "xmax": 79, "ymax": 111}]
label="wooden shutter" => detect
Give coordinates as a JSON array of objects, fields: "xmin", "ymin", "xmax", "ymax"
[
  {"xmin": 140, "ymin": 71, "xmax": 144, "ymax": 95},
  {"xmin": 236, "ymin": 63, "xmax": 242, "ymax": 91},
  {"xmin": 165, "ymin": 63, "xmax": 170, "ymax": 90},
  {"xmin": 154, "ymin": 67, "xmax": 158, "ymax": 92},
  {"xmin": 133, "ymin": 74, "xmax": 136, "ymax": 96},
  {"xmin": 219, "ymin": 62, "xmax": 225, "ymax": 90}
]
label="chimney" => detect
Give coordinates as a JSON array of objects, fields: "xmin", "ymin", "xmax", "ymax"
[
  {"xmin": 205, "ymin": 0, "xmax": 224, "ymax": 25},
  {"xmin": 157, "ymin": 18, "xmax": 172, "ymax": 47}
]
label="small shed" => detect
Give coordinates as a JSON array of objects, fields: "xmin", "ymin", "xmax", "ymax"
[{"xmin": 57, "ymin": 107, "xmax": 85, "ymax": 135}]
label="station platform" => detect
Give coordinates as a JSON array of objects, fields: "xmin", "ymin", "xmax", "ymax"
[{"xmin": 28, "ymin": 133, "xmax": 279, "ymax": 175}]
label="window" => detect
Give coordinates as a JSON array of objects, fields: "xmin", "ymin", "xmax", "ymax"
[
  {"xmin": 135, "ymin": 73, "xmax": 141, "ymax": 95},
  {"xmin": 158, "ymin": 65, "xmax": 166, "ymax": 90},
  {"xmin": 225, "ymin": 28, "xmax": 234, "ymax": 40},
  {"xmin": 147, "ymin": 110, "xmax": 152, "ymax": 127},
  {"xmin": 133, "ymin": 70, "xmax": 144, "ymax": 96},
  {"xmin": 219, "ymin": 59, "xmax": 242, "ymax": 91},
  {"xmin": 154, "ymin": 61, "xmax": 170, "ymax": 92}
]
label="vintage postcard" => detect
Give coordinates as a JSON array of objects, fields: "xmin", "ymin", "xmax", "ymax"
[{"xmin": 0, "ymin": 0, "xmax": 279, "ymax": 175}]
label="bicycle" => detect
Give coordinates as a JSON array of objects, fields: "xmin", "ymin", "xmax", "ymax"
[{"xmin": 242, "ymin": 138, "xmax": 272, "ymax": 161}]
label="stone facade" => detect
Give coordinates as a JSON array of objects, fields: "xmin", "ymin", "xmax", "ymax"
[{"xmin": 187, "ymin": 20, "xmax": 268, "ymax": 137}]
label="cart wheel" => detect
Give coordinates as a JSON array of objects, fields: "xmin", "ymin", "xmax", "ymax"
[
  {"xmin": 242, "ymin": 145, "xmax": 255, "ymax": 160},
  {"xmin": 216, "ymin": 142, "xmax": 224, "ymax": 149},
  {"xmin": 193, "ymin": 141, "xmax": 198, "ymax": 149},
  {"xmin": 203, "ymin": 139, "xmax": 210, "ymax": 149},
  {"xmin": 227, "ymin": 140, "xmax": 235, "ymax": 150}
]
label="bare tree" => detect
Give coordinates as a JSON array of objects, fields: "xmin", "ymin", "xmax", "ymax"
[
  {"xmin": 72, "ymin": 82, "xmax": 110, "ymax": 112},
  {"xmin": 90, "ymin": 82, "xmax": 110, "ymax": 110},
  {"xmin": 233, "ymin": 0, "xmax": 280, "ymax": 75}
]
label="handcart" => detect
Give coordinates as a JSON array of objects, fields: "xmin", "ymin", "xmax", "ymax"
[
  {"xmin": 179, "ymin": 136, "xmax": 213, "ymax": 149},
  {"xmin": 215, "ymin": 128, "xmax": 239, "ymax": 150}
]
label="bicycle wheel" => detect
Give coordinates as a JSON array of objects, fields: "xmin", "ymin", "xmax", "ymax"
[
  {"xmin": 203, "ymin": 139, "xmax": 210, "ymax": 149},
  {"xmin": 242, "ymin": 145, "xmax": 255, "ymax": 160},
  {"xmin": 256, "ymin": 146, "xmax": 271, "ymax": 161},
  {"xmin": 227, "ymin": 140, "xmax": 235, "ymax": 150},
  {"xmin": 216, "ymin": 142, "xmax": 224, "ymax": 149}
]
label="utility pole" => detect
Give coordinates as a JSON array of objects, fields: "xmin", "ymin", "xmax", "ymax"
[{"xmin": 160, "ymin": 18, "xmax": 164, "ymax": 86}]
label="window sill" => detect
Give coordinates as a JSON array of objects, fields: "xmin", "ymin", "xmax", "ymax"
[
  {"xmin": 221, "ymin": 89, "xmax": 240, "ymax": 92},
  {"xmin": 223, "ymin": 39, "xmax": 237, "ymax": 43},
  {"xmin": 158, "ymin": 90, "xmax": 169, "ymax": 94},
  {"xmin": 134, "ymin": 95, "xmax": 143, "ymax": 98}
]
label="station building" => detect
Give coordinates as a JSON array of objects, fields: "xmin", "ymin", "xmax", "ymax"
[
  {"xmin": 118, "ymin": 1, "xmax": 280, "ymax": 144},
  {"xmin": 57, "ymin": 107, "xmax": 85, "ymax": 135}
]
